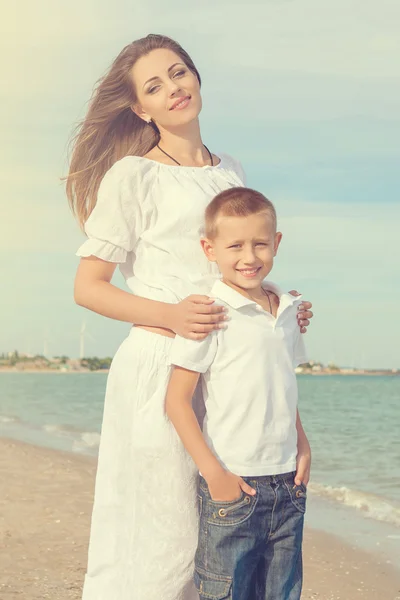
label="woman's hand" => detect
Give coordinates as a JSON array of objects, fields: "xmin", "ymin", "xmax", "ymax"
[
  {"xmin": 168, "ymin": 295, "xmax": 228, "ymax": 340},
  {"xmin": 207, "ymin": 470, "xmax": 256, "ymax": 502},
  {"xmin": 289, "ymin": 290, "xmax": 313, "ymax": 334}
]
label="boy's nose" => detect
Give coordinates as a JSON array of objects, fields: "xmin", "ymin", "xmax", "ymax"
[{"xmin": 243, "ymin": 250, "xmax": 257, "ymax": 263}]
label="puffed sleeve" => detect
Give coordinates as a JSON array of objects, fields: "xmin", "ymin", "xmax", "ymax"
[
  {"xmin": 221, "ymin": 153, "xmax": 246, "ymax": 185},
  {"xmin": 232, "ymin": 157, "xmax": 246, "ymax": 185},
  {"xmin": 76, "ymin": 157, "xmax": 145, "ymax": 263},
  {"xmin": 168, "ymin": 331, "xmax": 218, "ymax": 374}
]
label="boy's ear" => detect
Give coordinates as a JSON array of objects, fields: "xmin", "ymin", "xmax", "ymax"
[
  {"xmin": 201, "ymin": 238, "xmax": 217, "ymax": 262},
  {"xmin": 274, "ymin": 231, "xmax": 283, "ymax": 256}
]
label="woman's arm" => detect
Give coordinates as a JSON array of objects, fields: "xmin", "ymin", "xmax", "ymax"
[
  {"xmin": 74, "ymin": 256, "xmax": 227, "ymax": 339},
  {"xmin": 75, "ymin": 259, "xmax": 313, "ymax": 338},
  {"xmin": 294, "ymin": 408, "xmax": 311, "ymax": 486},
  {"xmin": 75, "ymin": 257, "xmax": 171, "ymax": 326}
]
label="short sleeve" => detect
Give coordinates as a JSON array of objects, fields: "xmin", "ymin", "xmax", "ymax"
[
  {"xmin": 293, "ymin": 327, "xmax": 308, "ymax": 368},
  {"xmin": 76, "ymin": 157, "xmax": 145, "ymax": 264},
  {"xmin": 168, "ymin": 331, "xmax": 218, "ymax": 374}
]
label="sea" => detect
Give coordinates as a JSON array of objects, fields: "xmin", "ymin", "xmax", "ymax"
[{"xmin": 1, "ymin": 372, "xmax": 399, "ymax": 570}]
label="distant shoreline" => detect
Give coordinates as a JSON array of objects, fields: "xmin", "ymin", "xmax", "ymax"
[
  {"xmin": 0, "ymin": 368, "xmax": 105, "ymax": 374},
  {"xmin": 0, "ymin": 367, "xmax": 398, "ymax": 376},
  {"xmin": 299, "ymin": 370, "xmax": 400, "ymax": 376}
]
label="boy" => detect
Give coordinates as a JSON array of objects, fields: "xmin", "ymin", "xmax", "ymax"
[{"xmin": 165, "ymin": 187, "xmax": 311, "ymax": 600}]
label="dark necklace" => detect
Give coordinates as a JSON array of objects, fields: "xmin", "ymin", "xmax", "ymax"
[
  {"xmin": 261, "ymin": 288, "xmax": 273, "ymax": 314},
  {"xmin": 156, "ymin": 143, "xmax": 213, "ymax": 167}
]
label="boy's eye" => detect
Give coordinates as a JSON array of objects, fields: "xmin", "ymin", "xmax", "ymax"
[
  {"xmin": 256, "ymin": 242, "xmax": 268, "ymax": 246},
  {"xmin": 228, "ymin": 244, "xmax": 241, "ymax": 249}
]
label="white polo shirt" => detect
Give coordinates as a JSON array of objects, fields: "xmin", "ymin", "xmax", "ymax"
[{"xmin": 169, "ymin": 279, "xmax": 307, "ymax": 476}]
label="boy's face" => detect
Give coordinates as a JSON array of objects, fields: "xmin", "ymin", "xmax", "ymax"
[{"xmin": 202, "ymin": 212, "xmax": 282, "ymax": 292}]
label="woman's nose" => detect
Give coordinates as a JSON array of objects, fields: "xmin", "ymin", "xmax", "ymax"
[{"xmin": 168, "ymin": 81, "xmax": 181, "ymax": 96}]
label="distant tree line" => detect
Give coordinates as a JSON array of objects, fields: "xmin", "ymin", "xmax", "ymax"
[
  {"xmin": 0, "ymin": 352, "xmax": 112, "ymax": 371},
  {"xmin": 80, "ymin": 357, "xmax": 112, "ymax": 371},
  {"xmin": 1, "ymin": 351, "xmax": 51, "ymax": 366}
]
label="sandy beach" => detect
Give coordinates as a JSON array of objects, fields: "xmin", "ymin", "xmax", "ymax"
[{"xmin": 1, "ymin": 437, "xmax": 399, "ymax": 600}]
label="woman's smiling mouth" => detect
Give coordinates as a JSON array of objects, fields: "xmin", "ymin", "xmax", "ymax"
[{"xmin": 169, "ymin": 96, "xmax": 191, "ymax": 110}]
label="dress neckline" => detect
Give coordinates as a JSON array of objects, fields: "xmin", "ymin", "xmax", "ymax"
[{"xmin": 136, "ymin": 152, "xmax": 224, "ymax": 170}]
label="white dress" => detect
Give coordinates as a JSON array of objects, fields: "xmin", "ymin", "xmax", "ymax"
[{"xmin": 76, "ymin": 153, "xmax": 245, "ymax": 600}]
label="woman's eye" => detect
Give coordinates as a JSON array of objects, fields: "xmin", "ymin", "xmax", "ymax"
[
  {"xmin": 147, "ymin": 85, "xmax": 160, "ymax": 94},
  {"xmin": 173, "ymin": 70, "xmax": 186, "ymax": 78}
]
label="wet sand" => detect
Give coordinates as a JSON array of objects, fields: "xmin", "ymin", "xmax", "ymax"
[{"xmin": 1, "ymin": 437, "xmax": 399, "ymax": 600}]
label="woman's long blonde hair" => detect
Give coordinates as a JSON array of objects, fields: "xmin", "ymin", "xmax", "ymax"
[{"xmin": 65, "ymin": 34, "xmax": 201, "ymax": 228}]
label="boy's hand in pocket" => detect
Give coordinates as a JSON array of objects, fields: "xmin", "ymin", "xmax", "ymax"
[
  {"xmin": 206, "ymin": 470, "xmax": 256, "ymax": 502},
  {"xmin": 295, "ymin": 446, "xmax": 311, "ymax": 486}
]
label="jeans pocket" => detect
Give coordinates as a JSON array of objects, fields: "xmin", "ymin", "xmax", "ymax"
[
  {"xmin": 206, "ymin": 484, "xmax": 258, "ymax": 527},
  {"xmin": 194, "ymin": 567, "xmax": 232, "ymax": 599},
  {"xmin": 285, "ymin": 479, "xmax": 307, "ymax": 514}
]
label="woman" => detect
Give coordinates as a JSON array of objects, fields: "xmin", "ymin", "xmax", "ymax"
[{"xmin": 66, "ymin": 34, "xmax": 313, "ymax": 600}]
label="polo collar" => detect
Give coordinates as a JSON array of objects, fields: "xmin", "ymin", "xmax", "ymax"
[{"xmin": 210, "ymin": 279, "xmax": 302, "ymax": 310}]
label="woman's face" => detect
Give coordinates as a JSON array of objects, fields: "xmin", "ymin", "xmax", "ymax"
[{"xmin": 131, "ymin": 48, "xmax": 202, "ymax": 129}]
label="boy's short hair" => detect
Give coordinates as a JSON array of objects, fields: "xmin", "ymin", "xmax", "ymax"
[{"xmin": 205, "ymin": 187, "xmax": 277, "ymax": 239}]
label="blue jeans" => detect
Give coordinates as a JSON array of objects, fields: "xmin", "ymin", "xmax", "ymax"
[{"xmin": 195, "ymin": 472, "xmax": 306, "ymax": 600}]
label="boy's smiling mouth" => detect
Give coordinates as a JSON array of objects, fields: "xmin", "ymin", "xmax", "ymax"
[{"xmin": 237, "ymin": 267, "xmax": 262, "ymax": 278}]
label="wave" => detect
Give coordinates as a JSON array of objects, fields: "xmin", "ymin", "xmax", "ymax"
[
  {"xmin": 309, "ymin": 481, "xmax": 400, "ymax": 528},
  {"xmin": 72, "ymin": 432, "xmax": 101, "ymax": 451},
  {"xmin": 41, "ymin": 424, "xmax": 101, "ymax": 451},
  {"xmin": 42, "ymin": 423, "xmax": 84, "ymax": 434},
  {"xmin": 42, "ymin": 423, "xmax": 101, "ymax": 453},
  {"xmin": 0, "ymin": 414, "xmax": 19, "ymax": 423}
]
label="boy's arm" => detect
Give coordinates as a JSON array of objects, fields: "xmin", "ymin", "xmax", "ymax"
[
  {"xmin": 165, "ymin": 366, "xmax": 256, "ymax": 499},
  {"xmin": 295, "ymin": 408, "xmax": 311, "ymax": 486},
  {"xmin": 165, "ymin": 366, "xmax": 225, "ymax": 481}
]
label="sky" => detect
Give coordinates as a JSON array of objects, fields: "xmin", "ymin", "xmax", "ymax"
[{"xmin": 1, "ymin": 0, "xmax": 399, "ymax": 368}]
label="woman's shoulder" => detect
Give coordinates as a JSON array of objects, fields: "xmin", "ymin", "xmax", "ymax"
[
  {"xmin": 104, "ymin": 152, "xmax": 245, "ymax": 184},
  {"xmin": 218, "ymin": 152, "xmax": 246, "ymax": 183},
  {"xmin": 218, "ymin": 152, "xmax": 239, "ymax": 166},
  {"xmin": 99, "ymin": 155, "xmax": 159, "ymax": 198},
  {"xmin": 107, "ymin": 154, "xmax": 157, "ymax": 178}
]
